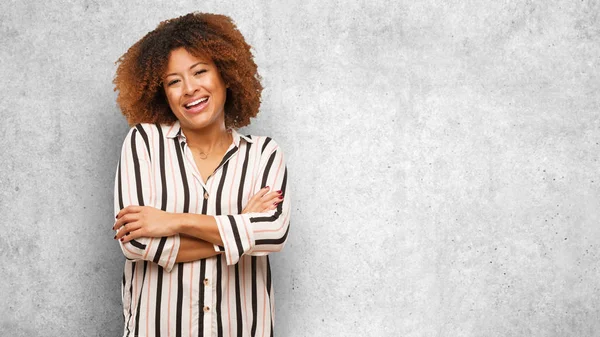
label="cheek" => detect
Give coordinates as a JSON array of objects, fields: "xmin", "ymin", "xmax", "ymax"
[
  {"xmin": 164, "ymin": 89, "xmax": 179, "ymax": 108},
  {"xmin": 209, "ymin": 74, "xmax": 227, "ymax": 96},
  {"xmin": 213, "ymin": 82, "xmax": 227, "ymax": 100}
]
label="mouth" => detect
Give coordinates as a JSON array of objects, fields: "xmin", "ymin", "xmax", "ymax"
[{"xmin": 184, "ymin": 97, "xmax": 209, "ymax": 113}]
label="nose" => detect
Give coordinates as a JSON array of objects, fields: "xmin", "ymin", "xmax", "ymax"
[{"xmin": 182, "ymin": 76, "xmax": 197, "ymax": 96}]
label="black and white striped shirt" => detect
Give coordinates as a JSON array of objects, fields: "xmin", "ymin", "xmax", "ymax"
[{"xmin": 113, "ymin": 121, "xmax": 290, "ymax": 337}]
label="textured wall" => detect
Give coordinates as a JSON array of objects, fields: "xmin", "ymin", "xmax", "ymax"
[{"xmin": 1, "ymin": 0, "xmax": 599, "ymax": 336}]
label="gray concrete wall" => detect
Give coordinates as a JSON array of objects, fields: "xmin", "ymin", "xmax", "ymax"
[{"xmin": 1, "ymin": 0, "xmax": 598, "ymax": 336}]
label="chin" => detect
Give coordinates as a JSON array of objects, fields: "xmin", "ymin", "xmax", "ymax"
[{"xmin": 184, "ymin": 114, "xmax": 219, "ymax": 129}]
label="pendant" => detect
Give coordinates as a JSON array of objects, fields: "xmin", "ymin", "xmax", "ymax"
[{"xmin": 198, "ymin": 151, "xmax": 208, "ymax": 159}]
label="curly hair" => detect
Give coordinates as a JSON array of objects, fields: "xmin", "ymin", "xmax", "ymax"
[{"xmin": 113, "ymin": 12, "xmax": 262, "ymax": 128}]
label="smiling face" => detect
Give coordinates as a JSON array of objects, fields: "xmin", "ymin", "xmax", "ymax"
[{"xmin": 163, "ymin": 47, "xmax": 228, "ymax": 132}]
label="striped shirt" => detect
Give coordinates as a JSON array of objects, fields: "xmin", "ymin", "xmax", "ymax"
[{"xmin": 113, "ymin": 121, "xmax": 290, "ymax": 337}]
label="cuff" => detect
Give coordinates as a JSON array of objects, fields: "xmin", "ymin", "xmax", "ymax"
[
  {"xmin": 147, "ymin": 234, "xmax": 180, "ymax": 272},
  {"xmin": 214, "ymin": 215, "xmax": 255, "ymax": 265}
]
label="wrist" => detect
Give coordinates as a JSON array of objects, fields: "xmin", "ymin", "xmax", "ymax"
[
  {"xmin": 169, "ymin": 212, "xmax": 187, "ymax": 234},
  {"xmin": 175, "ymin": 213, "xmax": 200, "ymax": 236}
]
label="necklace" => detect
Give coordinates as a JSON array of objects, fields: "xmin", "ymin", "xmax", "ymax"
[{"xmin": 195, "ymin": 131, "xmax": 231, "ymax": 160}]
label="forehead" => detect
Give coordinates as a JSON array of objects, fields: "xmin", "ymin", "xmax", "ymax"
[{"xmin": 165, "ymin": 47, "xmax": 213, "ymax": 72}]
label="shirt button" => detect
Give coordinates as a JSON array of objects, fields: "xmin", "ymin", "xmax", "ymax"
[
  {"xmin": 204, "ymin": 192, "xmax": 209, "ymax": 200},
  {"xmin": 204, "ymin": 278, "xmax": 210, "ymax": 286},
  {"xmin": 203, "ymin": 306, "xmax": 210, "ymax": 312}
]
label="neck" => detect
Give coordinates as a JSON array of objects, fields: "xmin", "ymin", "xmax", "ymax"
[{"xmin": 182, "ymin": 122, "xmax": 230, "ymax": 150}]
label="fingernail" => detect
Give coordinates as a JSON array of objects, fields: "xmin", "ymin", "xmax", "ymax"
[
  {"xmin": 120, "ymin": 238, "xmax": 124, "ymax": 242},
  {"xmin": 273, "ymin": 202, "xmax": 278, "ymax": 206},
  {"xmin": 278, "ymin": 196, "xmax": 283, "ymax": 199},
  {"xmin": 115, "ymin": 215, "xmax": 118, "ymax": 219},
  {"xmin": 265, "ymin": 186, "xmax": 270, "ymax": 189},
  {"xmin": 277, "ymin": 190, "xmax": 282, "ymax": 194}
]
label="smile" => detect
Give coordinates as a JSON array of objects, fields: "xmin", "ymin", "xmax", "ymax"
[{"xmin": 185, "ymin": 97, "xmax": 209, "ymax": 109}]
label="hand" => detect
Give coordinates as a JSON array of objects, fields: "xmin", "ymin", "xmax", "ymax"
[
  {"xmin": 113, "ymin": 205, "xmax": 177, "ymax": 243},
  {"xmin": 242, "ymin": 186, "xmax": 283, "ymax": 214}
]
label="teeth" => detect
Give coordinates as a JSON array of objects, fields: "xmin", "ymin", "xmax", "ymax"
[{"xmin": 185, "ymin": 97, "xmax": 208, "ymax": 108}]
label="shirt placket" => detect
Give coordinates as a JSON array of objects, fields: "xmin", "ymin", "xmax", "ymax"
[
  {"xmin": 179, "ymin": 136, "xmax": 239, "ymax": 190},
  {"xmin": 178, "ymin": 133, "xmax": 240, "ymax": 337},
  {"xmin": 202, "ymin": 262, "xmax": 214, "ymax": 336}
]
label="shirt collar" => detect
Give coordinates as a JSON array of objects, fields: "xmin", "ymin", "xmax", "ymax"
[
  {"xmin": 165, "ymin": 120, "xmax": 182, "ymax": 139},
  {"xmin": 165, "ymin": 120, "xmax": 254, "ymax": 145},
  {"xmin": 231, "ymin": 129, "xmax": 254, "ymax": 146}
]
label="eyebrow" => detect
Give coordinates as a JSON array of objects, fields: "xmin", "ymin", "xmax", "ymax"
[{"xmin": 164, "ymin": 61, "xmax": 209, "ymax": 78}]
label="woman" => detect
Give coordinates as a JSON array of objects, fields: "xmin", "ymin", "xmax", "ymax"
[{"xmin": 112, "ymin": 12, "xmax": 290, "ymax": 337}]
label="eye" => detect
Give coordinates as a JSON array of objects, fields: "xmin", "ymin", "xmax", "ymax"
[
  {"xmin": 194, "ymin": 69, "xmax": 207, "ymax": 76},
  {"xmin": 167, "ymin": 79, "xmax": 180, "ymax": 86}
]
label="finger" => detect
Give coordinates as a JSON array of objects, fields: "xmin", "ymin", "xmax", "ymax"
[
  {"xmin": 115, "ymin": 224, "xmax": 128, "ymax": 240},
  {"xmin": 113, "ymin": 213, "xmax": 139, "ymax": 230},
  {"xmin": 115, "ymin": 221, "xmax": 142, "ymax": 240},
  {"xmin": 261, "ymin": 194, "xmax": 282, "ymax": 208},
  {"xmin": 262, "ymin": 200, "xmax": 281, "ymax": 212},
  {"xmin": 116, "ymin": 205, "xmax": 143, "ymax": 219},
  {"xmin": 255, "ymin": 186, "xmax": 270, "ymax": 199},
  {"xmin": 260, "ymin": 198, "xmax": 282, "ymax": 212},
  {"xmin": 120, "ymin": 228, "xmax": 144, "ymax": 243},
  {"xmin": 116, "ymin": 227, "xmax": 134, "ymax": 241},
  {"xmin": 248, "ymin": 187, "xmax": 269, "ymax": 205},
  {"xmin": 260, "ymin": 200, "xmax": 281, "ymax": 212},
  {"xmin": 243, "ymin": 187, "xmax": 275, "ymax": 213},
  {"xmin": 245, "ymin": 187, "xmax": 270, "ymax": 210},
  {"xmin": 262, "ymin": 191, "xmax": 283, "ymax": 202}
]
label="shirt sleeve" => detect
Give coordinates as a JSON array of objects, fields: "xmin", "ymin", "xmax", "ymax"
[
  {"xmin": 213, "ymin": 138, "xmax": 291, "ymax": 266},
  {"xmin": 114, "ymin": 124, "xmax": 180, "ymax": 272}
]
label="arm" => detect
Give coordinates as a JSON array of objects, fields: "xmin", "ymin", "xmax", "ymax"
[
  {"xmin": 175, "ymin": 235, "xmax": 221, "ymax": 263},
  {"xmin": 114, "ymin": 125, "xmax": 180, "ymax": 272},
  {"xmin": 175, "ymin": 139, "xmax": 290, "ymax": 266},
  {"xmin": 115, "ymin": 138, "xmax": 290, "ymax": 266},
  {"xmin": 115, "ymin": 187, "xmax": 282, "ymax": 261}
]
